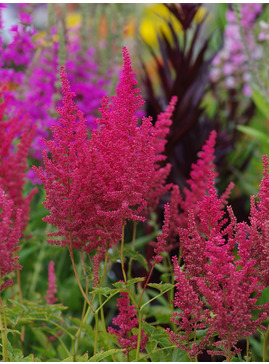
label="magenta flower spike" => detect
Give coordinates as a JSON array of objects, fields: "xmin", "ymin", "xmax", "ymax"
[
  {"xmin": 108, "ymin": 291, "xmax": 148, "ymax": 357},
  {"xmin": 44, "ymin": 261, "xmax": 57, "ymax": 305},
  {"xmin": 34, "ymin": 47, "xmax": 176, "ymax": 255}
]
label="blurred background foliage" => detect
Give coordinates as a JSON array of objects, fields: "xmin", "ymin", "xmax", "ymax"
[{"xmin": 1, "ymin": 3, "xmax": 269, "ymax": 361}]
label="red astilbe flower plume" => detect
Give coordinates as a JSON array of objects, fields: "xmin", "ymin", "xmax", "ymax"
[
  {"xmin": 108, "ymin": 291, "xmax": 148, "ymax": 357},
  {"xmin": 34, "ymin": 48, "xmax": 176, "ymax": 257},
  {"xmin": 152, "ymin": 202, "xmax": 171, "ymax": 264},
  {"xmin": 167, "ymin": 256, "xmax": 210, "ymax": 359},
  {"xmin": 0, "ymin": 89, "xmax": 37, "ymax": 233},
  {"xmin": 168, "ymin": 157, "xmax": 268, "ymax": 360},
  {"xmin": 44, "ymin": 260, "xmax": 57, "ymax": 304},
  {"xmin": 0, "ymin": 188, "xmax": 22, "ymax": 291},
  {"xmin": 169, "ymin": 130, "xmax": 234, "ymax": 232},
  {"xmin": 33, "ymin": 67, "xmax": 90, "ymax": 250}
]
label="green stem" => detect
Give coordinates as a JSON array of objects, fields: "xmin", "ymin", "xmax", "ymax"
[
  {"xmin": 74, "ymin": 253, "xmax": 89, "ymax": 360},
  {"xmin": 140, "ymin": 286, "xmax": 174, "ymax": 310},
  {"xmin": 127, "ymin": 221, "xmax": 137, "ymax": 279},
  {"xmin": 135, "ymin": 310, "xmax": 142, "ymax": 362},
  {"xmin": 263, "ymin": 325, "xmax": 269, "ymax": 362},
  {"xmin": 0, "ymin": 306, "xmax": 7, "ymax": 361},
  {"xmin": 68, "ymin": 237, "xmax": 95, "ymax": 313},
  {"xmin": 46, "ymin": 319, "xmax": 75, "ymax": 340},
  {"xmin": 0, "ymin": 293, "xmax": 8, "ymax": 362},
  {"xmin": 99, "ymin": 243, "xmax": 109, "ymax": 287},
  {"xmin": 16, "ymin": 269, "xmax": 25, "ymax": 346},
  {"xmin": 120, "ymin": 222, "xmax": 127, "ymax": 283},
  {"xmin": 246, "ymin": 336, "xmax": 249, "ymax": 362},
  {"xmin": 99, "ymin": 295, "xmax": 116, "ymax": 362},
  {"xmin": 94, "ymin": 311, "xmax": 98, "ymax": 355}
]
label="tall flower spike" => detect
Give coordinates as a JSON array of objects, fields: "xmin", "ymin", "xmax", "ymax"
[
  {"xmin": 0, "ymin": 90, "xmax": 37, "ymax": 233},
  {"xmin": 44, "ymin": 261, "xmax": 57, "ymax": 305},
  {"xmin": 178, "ymin": 130, "xmax": 218, "ymax": 227},
  {"xmin": 33, "ymin": 67, "xmax": 89, "ymax": 250},
  {"xmin": 153, "ymin": 202, "xmax": 170, "ymax": 264},
  {"xmin": 0, "ymin": 188, "xmax": 22, "ymax": 291}
]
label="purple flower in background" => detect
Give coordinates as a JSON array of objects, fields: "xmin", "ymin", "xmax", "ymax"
[
  {"xmin": 0, "ymin": 5, "xmax": 110, "ymax": 172},
  {"xmin": 210, "ymin": 4, "xmax": 262, "ymax": 97}
]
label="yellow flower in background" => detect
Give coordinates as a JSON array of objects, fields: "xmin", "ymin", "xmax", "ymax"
[
  {"xmin": 66, "ymin": 12, "xmax": 81, "ymax": 28},
  {"xmin": 139, "ymin": 4, "xmax": 207, "ymax": 46}
]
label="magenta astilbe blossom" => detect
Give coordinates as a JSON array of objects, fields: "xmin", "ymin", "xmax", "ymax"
[
  {"xmin": 44, "ymin": 261, "xmax": 57, "ymax": 305},
  {"xmin": 153, "ymin": 202, "xmax": 170, "ymax": 264},
  {"xmin": 33, "ymin": 66, "xmax": 89, "ymax": 251},
  {"xmin": 177, "ymin": 130, "xmax": 218, "ymax": 228},
  {"xmin": 0, "ymin": 188, "xmax": 22, "ymax": 292},
  {"xmin": 168, "ymin": 147, "xmax": 268, "ymax": 359},
  {"xmin": 167, "ymin": 256, "xmax": 210, "ymax": 359},
  {"xmin": 34, "ymin": 47, "xmax": 176, "ymax": 258},
  {"xmin": 246, "ymin": 155, "xmax": 269, "ymax": 285},
  {"xmin": 108, "ymin": 292, "xmax": 148, "ymax": 356},
  {"xmin": 0, "ymin": 90, "xmax": 37, "ymax": 233}
]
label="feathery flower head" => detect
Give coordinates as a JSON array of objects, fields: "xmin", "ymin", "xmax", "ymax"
[
  {"xmin": 0, "ymin": 89, "xmax": 37, "ymax": 234},
  {"xmin": 108, "ymin": 291, "xmax": 148, "ymax": 356},
  {"xmin": 0, "ymin": 188, "xmax": 22, "ymax": 291},
  {"xmin": 44, "ymin": 261, "xmax": 57, "ymax": 305},
  {"xmin": 35, "ymin": 47, "xmax": 176, "ymax": 256}
]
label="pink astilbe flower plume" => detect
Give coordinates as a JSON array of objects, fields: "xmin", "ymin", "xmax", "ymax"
[
  {"xmin": 0, "ymin": 188, "xmax": 22, "ymax": 291},
  {"xmin": 167, "ymin": 140, "xmax": 268, "ymax": 360},
  {"xmin": 33, "ymin": 67, "xmax": 89, "ymax": 251},
  {"xmin": 44, "ymin": 261, "xmax": 57, "ymax": 305},
  {"xmin": 153, "ymin": 202, "xmax": 170, "ymax": 264},
  {"xmin": 108, "ymin": 291, "xmax": 148, "ymax": 357},
  {"xmin": 0, "ymin": 89, "xmax": 37, "ymax": 233},
  {"xmin": 167, "ymin": 256, "xmax": 210, "ymax": 359},
  {"xmin": 34, "ymin": 48, "xmax": 176, "ymax": 260},
  {"xmin": 247, "ymin": 155, "xmax": 269, "ymax": 286}
]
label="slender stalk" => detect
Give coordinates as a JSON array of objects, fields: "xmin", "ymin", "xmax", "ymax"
[
  {"xmin": 127, "ymin": 221, "xmax": 137, "ymax": 278},
  {"xmin": 263, "ymin": 325, "xmax": 269, "ymax": 362},
  {"xmin": 120, "ymin": 222, "xmax": 127, "ymax": 283},
  {"xmin": 99, "ymin": 243, "xmax": 109, "ymax": 287},
  {"xmin": 99, "ymin": 295, "xmax": 116, "ymax": 362},
  {"xmin": 94, "ymin": 311, "xmax": 98, "ymax": 355},
  {"xmin": 138, "ymin": 265, "xmax": 154, "ymax": 308},
  {"xmin": 74, "ymin": 253, "xmax": 89, "ymax": 360},
  {"xmin": 135, "ymin": 310, "xmax": 142, "ymax": 362},
  {"xmin": 194, "ymin": 328, "xmax": 198, "ymax": 362},
  {"xmin": 16, "ymin": 269, "xmax": 25, "ymax": 344},
  {"xmin": 68, "ymin": 235, "xmax": 95, "ymax": 313},
  {"xmin": 140, "ymin": 286, "xmax": 174, "ymax": 310},
  {"xmin": 246, "ymin": 336, "xmax": 249, "ymax": 362},
  {"xmin": 0, "ymin": 293, "xmax": 7, "ymax": 362}
]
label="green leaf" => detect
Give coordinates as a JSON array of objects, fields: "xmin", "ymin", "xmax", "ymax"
[
  {"xmin": 147, "ymin": 283, "xmax": 173, "ymax": 293},
  {"xmin": 123, "ymin": 248, "xmax": 148, "ymax": 270},
  {"xmin": 62, "ymin": 352, "xmax": 89, "ymax": 362},
  {"xmin": 88, "ymin": 349, "xmax": 123, "ymax": 362},
  {"xmin": 237, "ymin": 125, "xmax": 268, "ymax": 144},
  {"xmin": 89, "ymin": 287, "xmax": 120, "ymax": 296},
  {"xmin": 171, "ymin": 347, "xmax": 190, "ymax": 362},
  {"xmin": 112, "ymin": 277, "xmax": 145, "ymax": 289},
  {"xmin": 251, "ymin": 85, "xmax": 269, "ymax": 118}
]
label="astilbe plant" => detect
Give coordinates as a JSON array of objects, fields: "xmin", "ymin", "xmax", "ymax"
[
  {"xmin": 167, "ymin": 133, "xmax": 268, "ymax": 360},
  {"xmin": 34, "ymin": 47, "xmax": 176, "ymax": 261}
]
